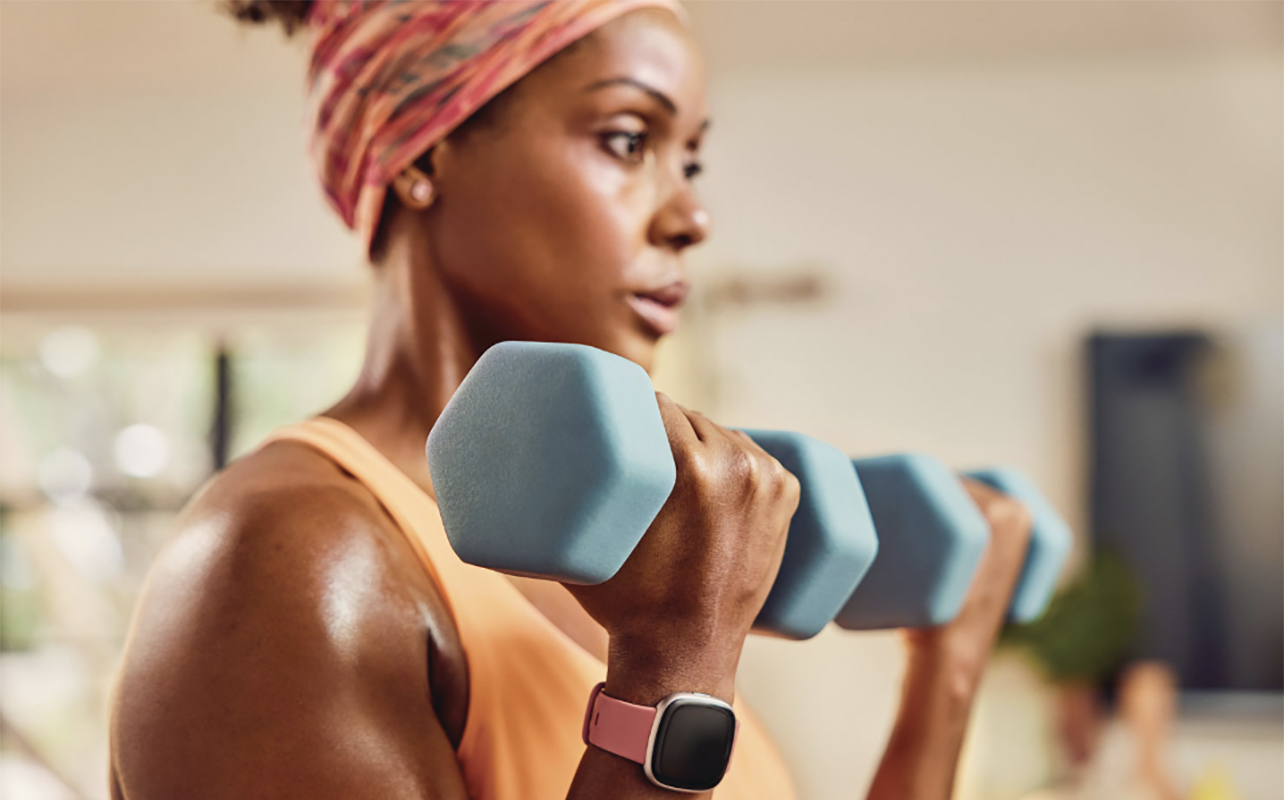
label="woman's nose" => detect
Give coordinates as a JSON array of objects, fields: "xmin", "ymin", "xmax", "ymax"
[{"xmin": 649, "ymin": 184, "xmax": 711, "ymax": 253}]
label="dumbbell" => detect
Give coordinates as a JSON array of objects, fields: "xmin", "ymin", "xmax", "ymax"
[
  {"xmin": 426, "ymin": 340, "xmax": 880, "ymax": 640},
  {"xmin": 833, "ymin": 454, "xmax": 990, "ymax": 629},
  {"xmin": 832, "ymin": 455, "xmax": 1072, "ymax": 629}
]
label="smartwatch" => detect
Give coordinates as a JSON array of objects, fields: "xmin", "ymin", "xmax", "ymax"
[{"xmin": 582, "ymin": 681, "xmax": 738, "ymax": 793}]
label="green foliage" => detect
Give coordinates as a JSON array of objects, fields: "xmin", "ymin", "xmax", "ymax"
[
  {"xmin": 0, "ymin": 525, "xmax": 39, "ymax": 653},
  {"xmin": 1001, "ymin": 552, "xmax": 1142, "ymax": 683}
]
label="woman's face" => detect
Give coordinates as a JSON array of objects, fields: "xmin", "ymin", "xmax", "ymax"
[{"xmin": 422, "ymin": 7, "xmax": 709, "ymax": 372}]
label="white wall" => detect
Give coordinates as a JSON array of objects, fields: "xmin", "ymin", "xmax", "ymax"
[
  {"xmin": 0, "ymin": 0, "xmax": 364, "ymax": 284},
  {"xmin": 2, "ymin": 3, "xmax": 1281, "ymax": 799}
]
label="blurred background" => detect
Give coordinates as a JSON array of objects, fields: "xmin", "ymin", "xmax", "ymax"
[{"xmin": 1, "ymin": 2, "xmax": 1280, "ymax": 799}]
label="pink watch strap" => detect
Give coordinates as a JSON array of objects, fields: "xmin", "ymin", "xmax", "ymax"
[{"xmin": 581, "ymin": 682, "xmax": 657, "ymax": 764}]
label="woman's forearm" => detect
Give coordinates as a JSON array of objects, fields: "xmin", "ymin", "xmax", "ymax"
[
  {"xmin": 865, "ymin": 650, "xmax": 979, "ymax": 800},
  {"xmin": 866, "ymin": 478, "xmax": 1034, "ymax": 800}
]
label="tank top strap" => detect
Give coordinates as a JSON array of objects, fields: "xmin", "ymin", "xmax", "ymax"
[
  {"xmin": 258, "ymin": 416, "xmax": 603, "ymax": 660},
  {"xmin": 259, "ymin": 416, "xmax": 477, "ymax": 612}
]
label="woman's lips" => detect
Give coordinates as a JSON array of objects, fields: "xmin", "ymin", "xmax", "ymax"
[{"xmin": 628, "ymin": 281, "xmax": 689, "ymax": 337}]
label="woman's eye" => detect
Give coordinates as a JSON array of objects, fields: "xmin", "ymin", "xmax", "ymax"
[
  {"xmin": 601, "ymin": 130, "xmax": 703, "ymax": 180},
  {"xmin": 602, "ymin": 131, "xmax": 647, "ymax": 163}
]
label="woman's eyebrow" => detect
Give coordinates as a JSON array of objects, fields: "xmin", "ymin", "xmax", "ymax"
[
  {"xmin": 584, "ymin": 76, "xmax": 678, "ymax": 117},
  {"xmin": 584, "ymin": 78, "xmax": 711, "ymax": 136}
]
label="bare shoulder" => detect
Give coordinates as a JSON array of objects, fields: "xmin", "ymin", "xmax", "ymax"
[
  {"xmin": 110, "ymin": 441, "xmax": 468, "ymax": 800},
  {"xmin": 118, "ymin": 440, "xmax": 426, "ymax": 667}
]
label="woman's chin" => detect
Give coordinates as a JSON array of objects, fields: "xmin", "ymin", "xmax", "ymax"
[{"xmin": 603, "ymin": 329, "xmax": 659, "ymax": 374}]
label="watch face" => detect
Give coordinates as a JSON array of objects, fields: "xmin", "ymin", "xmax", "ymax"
[{"xmin": 649, "ymin": 698, "xmax": 737, "ymax": 792}]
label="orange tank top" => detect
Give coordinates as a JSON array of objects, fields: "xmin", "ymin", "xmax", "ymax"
[{"xmin": 262, "ymin": 417, "xmax": 796, "ymax": 800}]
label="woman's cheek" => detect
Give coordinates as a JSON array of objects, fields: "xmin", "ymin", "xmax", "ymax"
[
  {"xmin": 577, "ymin": 152, "xmax": 658, "ymax": 264},
  {"xmin": 543, "ymin": 182, "xmax": 644, "ymax": 291}
]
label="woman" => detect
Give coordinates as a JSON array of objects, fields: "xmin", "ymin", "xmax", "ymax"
[{"xmin": 108, "ymin": 2, "xmax": 1033, "ymax": 798}]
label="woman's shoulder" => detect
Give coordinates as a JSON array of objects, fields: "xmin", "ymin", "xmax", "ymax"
[
  {"xmin": 125, "ymin": 437, "xmax": 449, "ymax": 652},
  {"xmin": 112, "ymin": 439, "xmax": 451, "ymax": 730},
  {"xmin": 148, "ymin": 439, "xmax": 405, "ymax": 602},
  {"xmin": 191, "ymin": 437, "xmax": 390, "ymax": 540},
  {"xmin": 109, "ymin": 440, "xmax": 471, "ymax": 796}
]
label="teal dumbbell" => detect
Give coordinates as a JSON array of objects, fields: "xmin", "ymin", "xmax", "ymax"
[
  {"xmin": 834, "ymin": 454, "xmax": 990, "ymax": 630},
  {"xmin": 833, "ymin": 456, "xmax": 1072, "ymax": 630},
  {"xmin": 426, "ymin": 341, "xmax": 879, "ymax": 640}
]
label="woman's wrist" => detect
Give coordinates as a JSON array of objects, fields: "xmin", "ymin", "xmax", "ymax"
[
  {"xmin": 866, "ymin": 642, "xmax": 982, "ymax": 800},
  {"xmin": 899, "ymin": 632, "xmax": 986, "ymax": 723},
  {"xmin": 903, "ymin": 623, "xmax": 996, "ymax": 702},
  {"xmin": 893, "ymin": 660, "xmax": 975, "ymax": 743},
  {"xmin": 604, "ymin": 633, "xmax": 740, "ymax": 706}
]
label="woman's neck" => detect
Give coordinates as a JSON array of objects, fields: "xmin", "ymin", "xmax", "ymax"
[{"xmin": 325, "ymin": 233, "xmax": 480, "ymax": 496}]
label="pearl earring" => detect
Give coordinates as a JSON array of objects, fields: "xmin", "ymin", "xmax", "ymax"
[{"xmin": 410, "ymin": 180, "xmax": 433, "ymax": 203}]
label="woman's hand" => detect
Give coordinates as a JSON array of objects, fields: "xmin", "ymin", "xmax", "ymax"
[
  {"xmin": 866, "ymin": 477, "xmax": 1034, "ymax": 800},
  {"xmin": 904, "ymin": 479, "xmax": 1034, "ymax": 691},
  {"xmin": 565, "ymin": 393, "xmax": 800, "ymax": 705}
]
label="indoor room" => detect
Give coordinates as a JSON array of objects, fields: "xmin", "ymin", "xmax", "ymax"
[{"xmin": 1, "ymin": 2, "xmax": 1280, "ymax": 799}]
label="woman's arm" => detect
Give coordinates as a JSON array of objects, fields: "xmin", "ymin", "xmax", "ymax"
[
  {"xmin": 865, "ymin": 479, "xmax": 1034, "ymax": 800},
  {"xmin": 111, "ymin": 395, "xmax": 796, "ymax": 800},
  {"xmin": 111, "ymin": 478, "xmax": 740, "ymax": 800}
]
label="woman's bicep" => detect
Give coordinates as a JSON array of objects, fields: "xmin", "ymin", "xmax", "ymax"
[{"xmin": 110, "ymin": 486, "xmax": 471, "ymax": 800}]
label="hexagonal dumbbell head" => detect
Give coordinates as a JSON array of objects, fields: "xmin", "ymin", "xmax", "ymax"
[
  {"xmin": 835, "ymin": 454, "xmax": 990, "ymax": 630},
  {"xmin": 964, "ymin": 467, "xmax": 1073, "ymax": 623},
  {"xmin": 740, "ymin": 430, "xmax": 880, "ymax": 640},
  {"xmin": 427, "ymin": 341, "xmax": 676, "ymax": 585}
]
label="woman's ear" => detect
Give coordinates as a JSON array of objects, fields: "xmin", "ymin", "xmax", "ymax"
[{"xmin": 390, "ymin": 164, "xmax": 435, "ymax": 210}]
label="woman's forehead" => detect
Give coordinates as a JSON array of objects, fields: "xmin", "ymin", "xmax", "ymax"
[{"xmin": 534, "ymin": 9, "xmax": 707, "ymax": 119}]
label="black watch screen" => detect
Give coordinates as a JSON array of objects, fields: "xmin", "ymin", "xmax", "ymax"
[{"xmin": 649, "ymin": 698, "xmax": 737, "ymax": 792}]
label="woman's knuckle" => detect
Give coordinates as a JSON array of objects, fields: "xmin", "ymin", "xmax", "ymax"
[
  {"xmin": 988, "ymin": 496, "xmax": 1032, "ymax": 536},
  {"xmin": 730, "ymin": 446, "xmax": 759, "ymax": 484},
  {"xmin": 785, "ymin": 470, "xmax": 801, "ymax": 499},
  {"xmin": 674, "ymin": 445, "xmax": 706, "ymax": 481}
]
